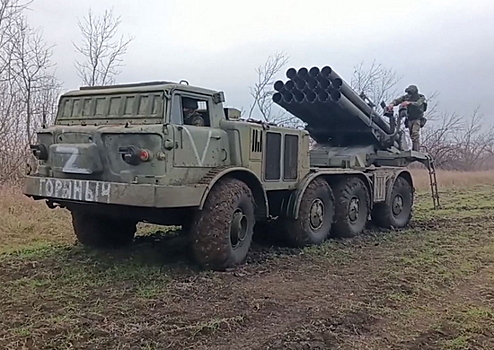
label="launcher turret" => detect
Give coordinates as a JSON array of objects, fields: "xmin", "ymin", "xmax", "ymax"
[{"xmin": 273, "ymin": 66, "xmax": 403, "ymax": 150}]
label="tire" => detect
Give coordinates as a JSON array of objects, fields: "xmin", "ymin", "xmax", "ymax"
[
  {"xmin": 71, "ymin": 210, "xmax": 137, "ymax": 248},
  {"xmin": 332, "ymin": 177, "xmax": 370, "ymax": 238},
  {"xmin": 283, "ymin": 178, "xmax": 334, "ymax": 247},
  {"xmin": 190, "ymin": 178, "xmax": 255, "ymax": 270},
  {"xmin": 372, "ymin": 177, "xmax": 413, "ymax": 229}
]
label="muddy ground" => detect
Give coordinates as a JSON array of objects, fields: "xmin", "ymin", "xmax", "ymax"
[{"xmin": 1, "ymin": 186, "xmax": 493, "ymax": 349}]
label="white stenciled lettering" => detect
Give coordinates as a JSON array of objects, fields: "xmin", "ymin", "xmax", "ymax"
[
  {"xmin": 62, "ymin": 180, "xmax": 72, "ymax": 199},
  {"xmin": 45, "ymin": 179, "xmax": 54, "ymax": 196},
  {"xmin": 74, "ymin": 180, "xmax": 83, "ymax": 201},
  {"xmin": 39, "ymin": 178, "xmax": 47, "ymax": 194},
  {"xmin": 85, "ymin": 181, "xmax": 94, "ymax": 201},
  {"xmin": 101, "ymin": 182, "xmax": 111, "ymax": 203},
  {"xmin": 54, "ymin": 180, "xmax": 63, "ymax": 197},
  {"xmin": 94, "ymin": 182, "xmax": 99, "ymax": 202}
]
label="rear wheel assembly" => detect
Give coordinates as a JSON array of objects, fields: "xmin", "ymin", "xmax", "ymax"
[
  {"xmin": 284, "ymin": 177, "xmax": 334, "ymax": 247},
  {"xmin": 71, "ymin": 210, "xmax": 137, "ymax": 248},
  {"xmin": 372, "ymin": 176, "xmax": 413, "ymax": 229},
  {"xmin": 190, "ymin": 178, "xmax": 255, "ymax": 271},
  {"xmin": 332, "ymin": 177, "xmax": 370, "ymax": 238}
]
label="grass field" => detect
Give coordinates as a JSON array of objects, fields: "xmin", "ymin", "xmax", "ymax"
[{"xmin": 1, "ymin": 170, "xmax": 494, "ymax": 349}]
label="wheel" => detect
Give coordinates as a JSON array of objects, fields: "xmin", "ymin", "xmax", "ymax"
[
  {"xmin": 283, "ymin": 178, "xmax": 334, "ymax": 247},
  {"xmin": 190, "ymin": 178, "xmax": 255, "ymax": 270},
  {"xmin": 372, "ymin": 176, "xmax": 413, "ymax": 229},
  {"xmin": 331, "ymin": 177, "xmax": 370, "ymax": 238},
  {"xmin": 71, "ymin": 210, "xmax": 137, "ymax": 248}
]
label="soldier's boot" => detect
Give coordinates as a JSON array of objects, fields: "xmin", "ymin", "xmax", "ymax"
[{"xmin": 412, "ymin": 140, "xmax": 420, "ymax": 151}]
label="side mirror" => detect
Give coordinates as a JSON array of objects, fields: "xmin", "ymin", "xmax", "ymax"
[{"xmin": 213, "ymin": 91, "xmax": 225, "ymax": 104}]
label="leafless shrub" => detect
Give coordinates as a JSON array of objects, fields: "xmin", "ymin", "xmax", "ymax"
[
  {"xmin": 351, "ymin": 60, "xmax": 402, "ymax": 112},
  {"xmin": 420, "ymin": 107, "xmax": 494, "ymax": 170}
]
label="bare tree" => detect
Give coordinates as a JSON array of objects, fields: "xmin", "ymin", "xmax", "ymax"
[
  {"xmin": 452, "ymin": 108, "xmax": 494, "ymax": 170},
  {"xmin": 0, "ymin": 0, "xmax": 60, "ymax": 184},
  {"xmin": 0, "ymin": 0, "xmax": 31, "ymax": 75},
  {"xmin": 420, "ymin": 107, "xmax": 494, "ymax": 171},
  {"xmin": 10, "ymin": 17, "xmax": 59, "ymax": 141},
  {"xmin": 74, "ymin": 8, "xmax": 133, "ymax": 86},
  {"xmin": 351, "ymin": 60, "xmax": 402, "ymax": 111},
  {"xmin": 248, "ymin": 52, "xmax": 292, "ymax": 123},
  {"xmin": 421, "ymin": 111, "xmax": 462, "ymax": 168}
]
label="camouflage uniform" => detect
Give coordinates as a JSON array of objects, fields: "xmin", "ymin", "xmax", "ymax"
[
  {"xmin": 390, "ymin": 85, "xmax": 427, "ymax": 151},
  {"xmin": 184, "ymin": 111, "xmax": 205, "ymax": 126},
  {"xmin": 182, "ymin": 97, "xmax": 205, "ymax": 126}
]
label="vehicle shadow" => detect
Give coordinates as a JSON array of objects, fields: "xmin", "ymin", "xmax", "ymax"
[{"xmin": 48, "ymin": 222, "xmax": 413, "ymax": 276}]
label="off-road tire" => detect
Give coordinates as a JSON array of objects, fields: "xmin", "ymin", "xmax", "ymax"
[
  {"xmin": 331, "ymin": 177, "xmax": 370, "ymax": 238},
  {"xmin": 190, "ymin": 178, "xmax": 255, "ymax": 270},
  {"xmin": 372, "ymin": 177, "xmax": 413, "ymax": 229},
  {"xmin": 71, "ymin": 210, "xmax": 137, "ymax": 248},
  {"xmin": 284, "ymin": 178, "xmax": 334, "ymax": 247}
]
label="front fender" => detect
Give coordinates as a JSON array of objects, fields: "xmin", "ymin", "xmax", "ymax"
[{"xmin": 198, "ymin": 167, "xmax": 269, "ymax": 219}]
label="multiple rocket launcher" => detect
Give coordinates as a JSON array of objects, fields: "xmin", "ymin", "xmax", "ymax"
[{"xmin": 272, "ymin": 66, "xmax": 401, "ymax": 149}]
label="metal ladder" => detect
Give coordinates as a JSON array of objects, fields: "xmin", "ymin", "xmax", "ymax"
[{"xmin": 426, "ymin": 155, "xmax": 440, "ymax": 209}]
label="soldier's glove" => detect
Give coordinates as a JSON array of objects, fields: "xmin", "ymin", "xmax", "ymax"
[{"xmin": 385, "ymin": 105, "xmax": 394, "ymax": 113}]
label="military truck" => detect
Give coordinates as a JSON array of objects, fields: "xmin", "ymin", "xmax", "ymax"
[{"xmin": 23, "ymin": 65, "xmax": 434, "ymax": 270}]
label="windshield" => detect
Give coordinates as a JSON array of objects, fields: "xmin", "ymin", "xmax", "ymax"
[{"xmin": 56, "ymin": 91, "xmax": 165, "ymax": 125}]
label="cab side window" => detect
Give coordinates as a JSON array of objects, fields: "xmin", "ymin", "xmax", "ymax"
[{"xmin": 170, "ymin": 94, "xmax": 211, "ymax": 127}]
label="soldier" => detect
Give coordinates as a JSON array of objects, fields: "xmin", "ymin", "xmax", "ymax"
[
  {"xmin": 387, "ymin": 85, "xmax": 427, "ymax": 151},
  {"xmin": 182, "ymin": 97, "xmax": 205, "ymax": 126}
]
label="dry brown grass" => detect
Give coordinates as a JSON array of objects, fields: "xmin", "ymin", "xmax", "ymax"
[
  {"xmin": 0, "ymin": 186, "xmax": 73, "ymax": 253},
  {"xmin": 410, "ymin": 169, "xmax": 494, "ymax": 191}
]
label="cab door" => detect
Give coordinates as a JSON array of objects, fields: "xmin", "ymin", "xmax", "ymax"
[{"xmin": 170, "ymin": 93, "xmax": 225, "ymax": 168}]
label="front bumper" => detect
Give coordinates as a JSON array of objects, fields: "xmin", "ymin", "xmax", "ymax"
[{"xmin": 23, "ymin": 175, "xmax": 208, "ymax": 208}]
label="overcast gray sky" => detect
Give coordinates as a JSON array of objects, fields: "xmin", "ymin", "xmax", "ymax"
[{"xmin": 26, "ymin": 0, "xmax": 494, "ymax": 121}]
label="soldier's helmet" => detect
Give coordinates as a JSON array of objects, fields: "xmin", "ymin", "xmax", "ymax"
[
  {"xmin": 182, "ymin": 97, "xmax": 198, "ymax": 110},
  {"xmin": 405, "ymin": 85, "xmax": 419, "ymax": 94}
]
